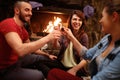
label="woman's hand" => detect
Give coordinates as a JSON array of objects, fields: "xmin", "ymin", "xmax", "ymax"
[
  {"xmin": 49, "ymin": 54, "xmax": 57, "ymax": 60},
  {"xmin": 67, "ymin": 68, "xmax": 77, "ymax": 76},
  {"xmin": 62, "ymin": 28, "xmax": 74, "ymax": 40},
  {"xmin": 67, "ymin": 60, "xmax": 88, "ymax": 76}
]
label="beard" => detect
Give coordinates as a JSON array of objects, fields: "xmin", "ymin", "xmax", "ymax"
[{"xmin": 19, "ymin": 11, "xmax": 31, "ymax": 23}]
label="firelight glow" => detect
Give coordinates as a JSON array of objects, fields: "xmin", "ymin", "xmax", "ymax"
[{"xmin": 43, "ymin": 16, "xmax": 62, "ymax": 33}]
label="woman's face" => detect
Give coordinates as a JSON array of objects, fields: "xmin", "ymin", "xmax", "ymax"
[
  {"xmin": 99, "ymin": 7, "xmax": 113, "ymax": 33},
  {"xmin": 71, "ymin": 14, "xmax": 83, "ymax": 30}
]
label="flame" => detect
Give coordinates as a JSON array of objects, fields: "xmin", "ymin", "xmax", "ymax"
[
  {"xmin": 53, "ymin": 17, "xmax": 62, "ymax": 26},
  {"xmin": 43, "ymin": 16, "xmax": 62, "ymax": 33}
]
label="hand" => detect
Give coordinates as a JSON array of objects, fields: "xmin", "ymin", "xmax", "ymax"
[
  {"xmin": 67, "ymin": 68, "xmax": 77, "ymax": 76},
  {"xmin": 49, "ymin": 54, "xmax": 57, "ymax": 60},
  {"xmin": 62, "ymin": 28, "xmax": 74, "ymax": 40},
  {"xmin": 47, "ymin": 30, "xmax": 61, "ymax": 41},
  {"xmin": 54, "ymin": 26, "xmax": 61, "ymax": 30}
]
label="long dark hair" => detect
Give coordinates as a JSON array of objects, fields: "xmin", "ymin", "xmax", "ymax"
[
  {"xmin": 105, "ymin": 0, "xmax": 120, "ymax": 15},
  {"xmin": 68, "ymin": 10, "xmax": 87, "ymax": 41}
]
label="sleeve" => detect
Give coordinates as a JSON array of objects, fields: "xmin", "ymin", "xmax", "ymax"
[
  {"xmin": 0, "ymin": 20, "xmax": 17, "ymax": 35},
  {"xmin": 81, "ymin": 44, "xmax": 98, "ymax": 60},
  {"xmin": 82, "ymin": 34, "xmax": 110, "ymax": 60},
  {"xmin": 80, "ymin": 33, "xmax": 89, "ymax": 48},
  {"xmin": 92, "ymin": 52, "xmax": 120, "ymax": 80}
]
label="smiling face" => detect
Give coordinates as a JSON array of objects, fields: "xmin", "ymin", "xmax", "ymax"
[
  {"xmin": 71, "ymin": 14, "xmax": 83, "ymax": 31},
  {"xmin": 99, "ymin": 7, "xmax": 113, "ymax": 34},
  {"xmin": 15, "ymin": 2, "xmax": 32, "ymax": 23}
]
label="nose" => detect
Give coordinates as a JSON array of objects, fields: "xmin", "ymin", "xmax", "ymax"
[
  {"xmin": 29, "ymin": 11, "xmax": 32, "ymax": 16},
  {"xmin": 76, "ymin": 19, "xmax": 80, "ymax": 23}
]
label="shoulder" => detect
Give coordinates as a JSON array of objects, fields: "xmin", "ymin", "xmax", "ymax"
[
  {"xmin": 80, "ymin": 32, "xmax": 88, "ymax": 39},
  {"xmin": 0, "ymin": 18, "xmax": 13, "ymax": 25},
  {"xmin": 99, "ymin": 34, "xmax": 110, "ymax": 43},
  {"xmin": 0, "ymin": 18, "xmax": 15, "ymax": 28},
  {"xmin": 82, "ymin": 32, "xmax": 88, "ymax": 37},
  {"xmin": 0, "ymin": 18, "xmax": 18, "ymax": 35}
]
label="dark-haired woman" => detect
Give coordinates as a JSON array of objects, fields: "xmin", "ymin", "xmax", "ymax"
[{"xmin": 39, "ymin": 10, "xmax": 89, "ymax": 78}]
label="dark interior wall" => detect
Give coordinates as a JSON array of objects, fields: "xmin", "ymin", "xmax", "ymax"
[
  {"xmin": 0, "ymin": 0, "xmax": 83, "ymax": 22},
  {"xmin": 0, "ymin": 0, "xmax": 15, "ymax": 21}
]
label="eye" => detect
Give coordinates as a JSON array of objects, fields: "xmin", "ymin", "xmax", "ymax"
[
  {"xmin": 25, "ymin": 8, "xmax": 30, "ymax": 12},
  {"xmin": 79, "ymin": 19, "xmax": 82, "ymax": 21},
  {"xmin": 72, "ymin": 18, "xmax": 77, "ymax": 21}
]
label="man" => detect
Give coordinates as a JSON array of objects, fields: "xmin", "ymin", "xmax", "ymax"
[{"xmin": 0, "ymin": 0, "xmax": 61, "ymax": 80}]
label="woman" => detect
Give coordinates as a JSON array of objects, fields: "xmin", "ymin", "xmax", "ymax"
[
  {"xmin": 39, "ymin": 10, "xmax": 89, "ymax": 78},
  {"xmin": 57, "ymin": 10, "xmax": 89, "ymax": 69},
  {"xmin": 47, "ymin": 0, "xmax": 120, "ymax": 80},
  {"xmin": 58, "ymin": 10, "xmax": 89, "ymax": 76}
]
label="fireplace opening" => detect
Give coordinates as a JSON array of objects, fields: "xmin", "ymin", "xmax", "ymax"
[
  {"xmin": 30, "ymin": 10, "xmax": 70, "ymax": 53},
  {"xmin": 30, "ymin": 10, "xmax": 69, "ymax": 37}
]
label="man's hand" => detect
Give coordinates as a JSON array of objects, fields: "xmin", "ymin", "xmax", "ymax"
[{"xmin": 47, "ymin": 30, "xmax": 62, "ymax": 41}]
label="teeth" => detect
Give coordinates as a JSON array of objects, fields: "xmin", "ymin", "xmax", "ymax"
[
  {"xmin": 74, "ymin": 25, "xmax": 79, "ymax": 27},
  {"xmin": 74, "ymin": 23, "xmax": 79, "ymax": 26}
]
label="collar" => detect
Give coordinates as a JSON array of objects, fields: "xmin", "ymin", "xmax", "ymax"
[{"xmin": 108, "ymin": 35, "xmax": 120, "ymax": 47}]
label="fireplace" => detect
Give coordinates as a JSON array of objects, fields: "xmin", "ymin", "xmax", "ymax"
[
  {"xmin": 30, "ymin": 10, "xmax": 69, "ymax": 36},
  {"xmin": 30, "ymin": 10, "xmax": 69, "ymax": 53}
]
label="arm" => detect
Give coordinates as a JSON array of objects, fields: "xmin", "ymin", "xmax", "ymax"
[
  {"xmin": 63, "ymin": 28, "xmax": 101, "ymax": 59},
  {"xmin": 63, "ymin": 28, "xmax": 87, "ymax": 56},
  {"xmin": 80, "ymin": 33, "xmax": 89, "ymax": 48},
  {"xmin": 26, "ymin": 37, "xmax": 57, "ymax": 60},
  {"xmin": 5, "ymin": 30, "xmax": 61, "ymax": 57},
  {"xmin": 67, "ymin": 59, "xmax": 88, "ymax": 76},
  {"xmin": 35, "ymin": 49, "xmax": 57, "ymax": 60}
]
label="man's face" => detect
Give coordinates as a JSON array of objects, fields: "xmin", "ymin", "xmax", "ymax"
[{"xmin": 18, "ymin": 2, "xmax": 32, "ymax": 23}]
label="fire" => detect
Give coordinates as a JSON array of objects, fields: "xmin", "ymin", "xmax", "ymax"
[
  {"xmin": 53, "ymin": 17, "xmax": 62, "ymax": 26},
  {"xmin": 43, "ymin": 16, "xmax": 62, "ymax": 33}
]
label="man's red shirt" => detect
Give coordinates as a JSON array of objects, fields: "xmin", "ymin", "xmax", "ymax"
[{"xmin": 0, "ymin": 18, "xmax": 29, "ymax": 69}]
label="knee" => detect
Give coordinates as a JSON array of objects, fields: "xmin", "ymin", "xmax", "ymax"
[
  {"xmin": 34, "ymin": 71, "xmax": 44, "ymax": 80},
  {"xmin": 48, "ymin": 68, "xmax": 61, "ymax": 76},
  {"xmin": 28, "ymin": 70, "xmax": 44, "ymax": 80}
]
